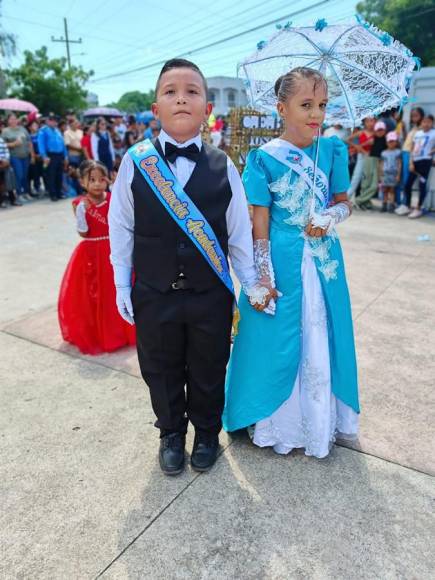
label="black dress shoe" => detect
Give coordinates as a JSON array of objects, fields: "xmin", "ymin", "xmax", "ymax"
[
  {"xmin": 50, "ymin": 196, "xmax": 58, "ymax": 202},
  {"xmin": 159, "ymin": 433, "xmax": 185, "ymax": 476},
  {"xmin": 191, "ymin": 433, "xmax": 219, "ymax": 472}
]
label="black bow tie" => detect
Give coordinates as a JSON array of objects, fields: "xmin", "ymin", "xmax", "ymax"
[{"xmin": 165, "ymin": 142, "xmax": 200, "ymax": 164}]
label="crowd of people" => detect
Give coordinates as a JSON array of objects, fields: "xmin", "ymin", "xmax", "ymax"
[
  {"xmin": 1, "ymin": 106, "xmax": 434, "ymax": 218},
  {"xmin": 324, "ymin": 107, "xmax": 435, "ymax": 218},
  {"xmin": 9, "ymin": 58, "xmax": 432, "ymax": 473},
  {"xmin": 0, "ymin": 111, "xmax": 160, "ymax": 208}
]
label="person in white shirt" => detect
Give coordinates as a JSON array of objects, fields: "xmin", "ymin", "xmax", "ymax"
[
  {"xmin": 397, "ymin": 114, "xmax": 435, "ymax": 218},
  {"xmin": 112, "ymin": 116, "xmax": 127, "ymax": 141},
  {"xmin": 109, "ymin": 58, "xmax": 272, "ymax": 476},
  {"xmin": 63, "ymin": 118, "xmax": 84, "ymax": 166}
]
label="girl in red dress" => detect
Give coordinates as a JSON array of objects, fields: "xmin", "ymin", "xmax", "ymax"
[{"xmin": 58, "ymin": 160, "xmax": 136, "ymax": 354}]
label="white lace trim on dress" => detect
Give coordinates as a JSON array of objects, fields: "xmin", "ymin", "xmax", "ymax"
[{"xmin": 252, "ymin": 242, "xmax": 358, "ymax": 458}]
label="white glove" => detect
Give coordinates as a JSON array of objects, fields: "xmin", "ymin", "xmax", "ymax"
[
  {"xmin": 310, "ymin": 211, "xmax": 332, "ymax": 231},
  {"xmin": 75, "ymin": 200, "xmax": 88, "ymax": 233},
  {"xmin": 311, "ymin": 202, "xmax": 351, "ymax": 234},
  {"xmin": 115, "ymin": 286, "xmax": 134, "ymax": 325},
  {"xmin": 249, "ymin": 239, "xmax": 282, "ymax": 316},
  {"xmin": 324, "ymin": 201, "xmax": 351, "ymax": 232},
  {"xmin": 113, "ymin": 265, "xmax": 134, "ymax": 325}
]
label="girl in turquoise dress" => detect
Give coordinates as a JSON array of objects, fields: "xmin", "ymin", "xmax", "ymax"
[{"xmin": 223, "ymin": 67, "xmax": 360, "ymax": 458}]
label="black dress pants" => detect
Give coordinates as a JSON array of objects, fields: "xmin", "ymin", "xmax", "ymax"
[
  {"xmin": 404, "ymin": 159, "xmax": 433, "ymax": 207},
  {"xmin": 132, "ymin": 281, "xmax": 233, "ymax": 437},
  {"xmin": 45, "ymin": 153, "xmax": 64, "ymax": 199},
  {"xmin": 29, "ymin": 158, "xmax": 44, "ymax": 192}
]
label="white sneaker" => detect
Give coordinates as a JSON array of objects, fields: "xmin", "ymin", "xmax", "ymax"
[
  {"xmin": 408, "ymin": 208, "xmax": 423, "ymax": 219},
  {"xmin": 394, "ymin": 204, "xmax": 410, "ymax": 216}
]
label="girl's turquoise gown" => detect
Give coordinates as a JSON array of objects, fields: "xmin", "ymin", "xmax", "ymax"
[{"xmin": 223, "ymin": 136, "xmax": 360, "ymax": 458}]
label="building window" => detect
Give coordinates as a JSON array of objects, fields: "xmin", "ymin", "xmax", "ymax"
[
  {"xmin": 227, "ymin": 90, "xmax": 236, "ymax": 108},
  {"xmin": 209, "ymin": 90, "xmax": 217, "ymax": 105}
]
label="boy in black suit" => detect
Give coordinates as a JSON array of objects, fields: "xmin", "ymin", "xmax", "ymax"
[{"xmin": 109, "ymin": 59, "xmax": 274, "ymax": 475}]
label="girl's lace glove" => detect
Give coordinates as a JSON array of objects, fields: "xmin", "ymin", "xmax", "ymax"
[
  {"xmin": 75, "ymin": 200, "xmax": 88, "ymax": 234},
  {"xmin": 246, "ymin": 239, "xmax": 282, "ymax": 315},
  {"xmin": 310, "ymin": 201, "xmax": 351, "ymax": 234}
]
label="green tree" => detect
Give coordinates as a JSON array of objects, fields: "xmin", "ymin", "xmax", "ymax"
[
  {"xmin": 356, "ymin": 0, "xmax": 435, "ymax": 65},
  {"xmin": 6, "ymin": 46, "xmax": 93, "ymax": 115},
  {"xmin": 107, "ymin": 90, "xmax": 155, "ymax": 112}
]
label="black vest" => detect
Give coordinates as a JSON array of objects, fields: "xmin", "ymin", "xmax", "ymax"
[
  {"xmin": 132, "ymin": 139, "xmax": 232, "ymax": 292},
  {"xmin": 97, "ymin": 133, "xmax": 113, "ymax": 171}
]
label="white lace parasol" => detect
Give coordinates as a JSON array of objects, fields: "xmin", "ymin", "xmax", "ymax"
[{"xmin": 239, "ymin": 16, "xmax": 418, "ymax": 127}]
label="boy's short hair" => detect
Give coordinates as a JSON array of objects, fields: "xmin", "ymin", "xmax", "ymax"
[{"xmin": 155, "ymin": 58, "xmax": 208, "ymax": 96}]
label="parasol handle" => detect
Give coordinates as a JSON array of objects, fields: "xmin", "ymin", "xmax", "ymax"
[{"xmin": 309, "ymin": 127, "xmax": 322, "ymax": 219}]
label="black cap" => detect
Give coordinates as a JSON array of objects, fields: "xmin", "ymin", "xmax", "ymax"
[{"xmin": 47, "ymin": 112, "xmax": 59, "ymax": 121}]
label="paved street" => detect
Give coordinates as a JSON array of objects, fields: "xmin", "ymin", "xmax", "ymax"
[{"xmin": 1, "ymin": 199, "xmax": 434, "ymax": 579}]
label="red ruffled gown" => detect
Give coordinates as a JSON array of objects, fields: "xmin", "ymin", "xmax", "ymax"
[{"xmin": 58, "ymin": 192, "xmax": 136, "ymax": 354}]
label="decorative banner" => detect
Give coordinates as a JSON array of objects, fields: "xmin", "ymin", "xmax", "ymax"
[{"xmin": 228, "ymin": 107, "xmax": 282, "ymax": 172}]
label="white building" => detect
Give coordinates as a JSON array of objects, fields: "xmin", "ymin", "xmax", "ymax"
[{"xmin": 206, "ymin": 76, "xmax": 248, "ymax": 116}]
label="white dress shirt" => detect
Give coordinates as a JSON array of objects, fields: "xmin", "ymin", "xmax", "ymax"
[{"xmin": 108, "ymin": 128, "xmax": 256, "ymax": 289}]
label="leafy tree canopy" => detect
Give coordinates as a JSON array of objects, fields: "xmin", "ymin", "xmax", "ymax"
[
  {"xmin": 106, "ymin": 90, "xmax": 155, "ymax": 113},
  {"xmin": 6, "ymin": 46, "xmax": 93, "ymax": 115}
]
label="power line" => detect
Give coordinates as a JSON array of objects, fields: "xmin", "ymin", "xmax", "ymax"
[
  {"xmin": 142, "ymin": 0, "xmax": 297, "ymax": 63},
  {"xmin": 92, "ymin": 0, "xmax": 354, "ymax": 82},
  {"xmin": 92, "ymin": 9, "xmax": 356, "ymax": 86},
  {"xmin": 3, "ymin": 13, "xmax": 62, "ymax": 32},
  {"xmin": 82, "ymin": 0, "xmax": 243, "ymax": 69},
  {"xmin": 51, "ymin": 17, "xmax": 82, "ymax": 70},
  {"xmin": 93, "ymin": 0, "xmax": 303, "ymax": 73},
  {"xmin": 95, "ymin": 0, "xmax": 350, "ymax": 78},
  {"xmin": 67, "ymin": 0, "xmax": 112, "ymax": 34},
  {"xmin": 89, "ymin": 4, "xmax": 356, "ymax": 95},
  {"xmin": 7, "ymin": 0, "xmax": 83, "ymax": 25},
  {"xmin": 2, "ymin": 13, "xmax": 157, "ymax": 51},
  {"xmin": 90, "ymin": 0, "xmax": 331, "ymax": 83}
]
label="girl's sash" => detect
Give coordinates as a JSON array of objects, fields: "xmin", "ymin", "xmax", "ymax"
[
  {"xmin": 128, "ymin": 139, "xmax": 235, "ymax": 296},
  {"xmin": 261, "ymin": 138, "xmax": 329, "ymax": 207}
]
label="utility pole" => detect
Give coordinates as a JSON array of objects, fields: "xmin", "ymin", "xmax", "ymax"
[{"xmin": 51, "ymin": 18, "xmax": 82, "ymax": 70}]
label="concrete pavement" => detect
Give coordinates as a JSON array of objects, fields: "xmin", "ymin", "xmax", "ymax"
[{"xmin": 1, "ymin": 198, "xmax": 434, "ymax": 579}]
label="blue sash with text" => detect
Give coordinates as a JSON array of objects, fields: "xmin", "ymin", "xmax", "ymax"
[{"xmin": 128, "ymin": 139, "xmax": 234, "ymax": 295}]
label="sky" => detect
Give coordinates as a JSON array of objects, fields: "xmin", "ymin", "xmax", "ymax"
[{"xmin": 2, "ymin": 0, "xmax": 358, "ymax": 106}]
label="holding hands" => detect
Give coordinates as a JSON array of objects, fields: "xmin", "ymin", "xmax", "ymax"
[
  {"xmin": 305, "ymin": 222, "xmax": 328, "ymax": 238},
  {"xmin": 305, "ymin": 195, "xmax": 352, "ymax": 238},
  {"xmin": 248, "ymin": 281, "xmax": 280, "ymax": 312}
]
